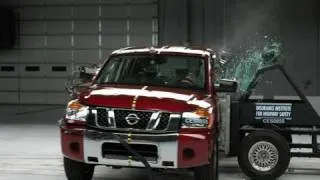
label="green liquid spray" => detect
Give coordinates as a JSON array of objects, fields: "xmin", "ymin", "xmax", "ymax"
[{"xmin": 216, "ymin": 36, "xmax": 282, "ymax": 91}]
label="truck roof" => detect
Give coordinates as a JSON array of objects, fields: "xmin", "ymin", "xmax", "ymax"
[{"xmin": 111, "ymin": 46, "xmax": 213, "ymax": 57}]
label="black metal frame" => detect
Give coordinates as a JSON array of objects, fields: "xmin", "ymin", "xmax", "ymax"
[
  {"xmin": 242, "ymin": 64, "xmax": 310, "ymax": 103},
  {"xmin": 230, "ymin": 65, "xmax": 320, "ymax": 157}
]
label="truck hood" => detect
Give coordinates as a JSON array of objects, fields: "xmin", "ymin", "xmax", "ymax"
[{"xmin": 79, "ymin": 84, "xmax": 212, "ymax": 113}]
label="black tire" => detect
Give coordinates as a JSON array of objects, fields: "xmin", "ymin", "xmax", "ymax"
[
  {"xmin": 194, "ymin": 139, "xmax": 219, "ymax": 180},
  {"xmin": 64, "ymin": 157, "xmax": 95, "ymax": 180},
  {"xmin": 238, "ymin": 130, "xmax": 290, "ymax": 180}
]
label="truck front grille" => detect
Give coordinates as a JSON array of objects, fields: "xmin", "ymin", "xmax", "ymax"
[
  {"xmin": 95, "ymin": 108, "xmax": 172, "ymax": 131},
  {"xmin": 102, "ymin": 142, "xmax": 158, "ymax": 161},
  {"xmin": 97, "ymin": 109, "xmax": 109, "ymax": 127},
  {"xmin": 156, "ymin": 113, "xmax": 170, "ymax": 130},
  {"xmin": 114, "ymin": 110, "xmax": 153, "ymax": 129}
]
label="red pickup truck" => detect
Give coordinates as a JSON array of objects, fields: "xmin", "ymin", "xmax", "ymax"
[{"xmin": 59, "ymin": 46, "xmax": 236, "ymax": 180}]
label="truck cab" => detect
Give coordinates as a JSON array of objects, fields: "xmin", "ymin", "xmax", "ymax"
[{"xmin": 59, "ymin": 46, "xmax": 233, "ymax": 180}]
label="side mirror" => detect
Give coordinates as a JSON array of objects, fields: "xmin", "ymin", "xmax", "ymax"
[{"xmin": 214, "ymin": 79, "xmax": 238, "ymax": 92}]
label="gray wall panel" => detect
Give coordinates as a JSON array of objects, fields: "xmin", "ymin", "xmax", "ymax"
[
  {"xmin": 130, "ymin": 36, "xmax": 152, "ymax": 46},
  {"xmin": 74, "ymin": 21, "xmax": 99, "ymax": 33},
  {"xmin": 189, "ymin": 0, "xmax": 205, "ymax": 46},
  {"xmin": 6, "ymin": 0, "xmax": 19, "ymax": 6},
  {"xmin": 101, "ymin": 6, "xmax": 128, "ymax": 18},
  {"xmin": 204, "ymin": 0, "xmax": 223, "ymax": 48},
  {"xmin": 74, "ymin": 50, "xmax": 99, "ymax": 63},
  {"xmin": 46, "ymin": 93, "xmax": 69, "ymax": 104},
  {"xmin": 0, "ymin": 92, "xmax": 19, "ymax": 104},
  {"xmin": 158, "ymin": 0, "xmax": 188, "ymax": 45},
  {"xmin": 45, "ymin": 0, "xmax": 99, "ymax": 5},
  {"xmin": 319, "ymin": 26, "xmax": 320, "ymax": 95},
  {"xmin": 20, "ymin": 22, "xmax": 46, "ymax": 34},
  {"xmin": 46, "ymin": 79, "xmax": 69, "ymax": 91},
  {"xmin": 101, "ymin": 0, "xmax": 129, "ymax": 3},
  {"xmin": 46, "ymin": 51, "xmax": 72, "ymax": 63},
  {"xmin": 13, "ymin": 38, "xmax": 20, "ymax": 49},
  {"xmin": 47, "ymin": 36, "xmax": 71, "ymax": 48},
  {"xmin": 20, "ymin": 92, "xmax": 46, "ymax": 104},
  {"xmin": 101, "ymin": 20, "xmax": 127, "ymax": 34},
  {"xmin": 74, "ymin": 36, "xmax": 99, "ymax": 49},
  {"xmin": 131, "ymin": 20, "xmax": 152, "ymax": 35},
  {"xmin": 45, "ymin": 7, "xmax": 72, "ymax": 19},
  {"xmin": 20, "ymin": 79, "xmax": 47, "ymax": 91},
  {"xmin": 102, "ymin": 36, "xmax": 127, "ymax": 48},
  {"xmin": 18, "ymin": 7, "xmax": 45, "ymax": 20},
  {"xmin": 133, "ymin": 0, "xmax": 157, "ymax": 3},
  {"xmin": 19, "ymin": 0, "xmax": 45, "ymax": 5},
  {"xmin": 0, "ymin": 51, "xmax": 19, "ymax": 63},
  {"xmin": 20, "ymin": 51, "xmax": 46, "ymax": 63},
  {"xmin": 20, "ymin": 36, "xmax": 45, "ymax": 48},
  {"xmin": 101, "ymin": 0, "xmax": 157, "ymax": 4},
  {"xmin": 0, "ymin": 79, "xmax": 19, "ymax": 91},
  {"xmin": 47, "ymin": 21, "xmax": 72, "ymax": 34},
  {"xmin": 130, "ymin": 4, "xmax": 157, "ymax": 18},
  {"xmin": 73, "ymin": 7, "xmax": 99, "ymax": 19}
]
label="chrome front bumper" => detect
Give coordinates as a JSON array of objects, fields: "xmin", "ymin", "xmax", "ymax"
[{"xmin": 83, "ymin": 130, "xmax": 179, "ymax": 169}]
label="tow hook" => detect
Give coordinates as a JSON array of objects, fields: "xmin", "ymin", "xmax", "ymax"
[{"xmin": 112, "ymin": 134, "xmax": 155, "ymax": 180}]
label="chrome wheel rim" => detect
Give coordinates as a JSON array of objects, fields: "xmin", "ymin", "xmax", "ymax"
[{"xmin": 248, "ymin": 141, "xmax": 279, "ymax": 172}]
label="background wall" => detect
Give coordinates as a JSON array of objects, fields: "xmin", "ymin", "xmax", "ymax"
[
  {"xmin": 0, "ymin": 0, "xmax": 158, "ymax": 104},
  {"xmin": 0, "ymin": 0, "xmax": 319, "ymax": 105},
  {"xmin": 159, "ymin": 0, "xmax": 320, "ymax": 97}
]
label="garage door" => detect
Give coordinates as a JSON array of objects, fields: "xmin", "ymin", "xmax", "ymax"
[{"xmin": 0, "ymin": 0, "xmax": 158, "ymax": 105}]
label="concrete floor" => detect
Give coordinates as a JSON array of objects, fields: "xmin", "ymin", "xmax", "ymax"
[{"xmin": 1, "ymin": 105, "xmax": 320, "ymax": 180}]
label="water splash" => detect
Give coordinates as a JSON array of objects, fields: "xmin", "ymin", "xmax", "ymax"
[{"xmin": 216, "ymin": 36, "xmax": 282, "ymax": 91}]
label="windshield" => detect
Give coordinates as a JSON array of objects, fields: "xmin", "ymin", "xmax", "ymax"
[{"xmin": 95, "ymin": 55, "xmax": 206, "ymax": 90}]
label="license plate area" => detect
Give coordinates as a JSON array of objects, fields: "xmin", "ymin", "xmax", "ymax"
[{"xmin": 102, "ymin": 142, "xmax": 158, "ymax": 162}]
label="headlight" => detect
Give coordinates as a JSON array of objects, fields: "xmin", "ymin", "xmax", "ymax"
[
  {"xmin": 65, "ymin": 99, "xmax": 89, "ymax": 123},
  {"xmin": 181, "ymin": 108, "xmax": 210, "ymax": 128}
]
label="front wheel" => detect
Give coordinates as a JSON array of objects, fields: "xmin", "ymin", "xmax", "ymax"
[
  {"xmin": 194, "ymin": 140, "xmax": 219, "ymax": 180},
  {"xmin": 238, "ymin": 130, "xmax": 290, "ymax": 180},
  {"xmin": 64, "ymin": 157, "xmax": 95, "ymax": 180}
]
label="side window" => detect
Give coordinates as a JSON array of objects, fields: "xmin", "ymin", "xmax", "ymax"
[{"xmin": 98, "ymin": 58, "xmax": 123, "ymax": 83}]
